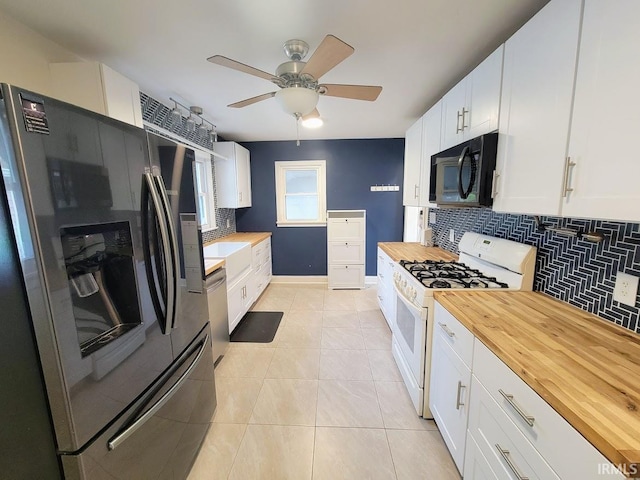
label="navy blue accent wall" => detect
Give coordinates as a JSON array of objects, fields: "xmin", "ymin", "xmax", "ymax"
[{"xmin": 236, "ymin": 139, "xmax": 405, "ymax": 276}]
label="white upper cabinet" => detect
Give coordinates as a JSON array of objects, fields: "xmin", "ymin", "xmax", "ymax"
[
  {"xmin": 50, "ymin": 62, "xmax": 143, "ymax": 127},
  {"xmin": 403, "ymin": 101, "xmax": 442, "ymax": 208},
  {"xmin": 466, "ymin": 46, "xmax": 503, "ymax": 140},
  {"xmin": 441, "ymin": 80, "xmax": 468, "ymax": 150},
  {"xmin": 419, "ymin": 101, "xmax": 442, "ymax": 207},
  {"xmin": 440, "ymin": 46, "xmax": 503, "ymax": 151},
  {"xmin": 562, "ymin": 0, "xmax": 640, "ymax": 223},
  {"xmin": 213, "ymin": 142, "xmax": 252, "ymax": 208},
  {"xmin": 492, "ymin": 0, "xmax": 582, "ymax": 215},
  {"xmin": 402, "ymin": 116, "xmax": 423, "ymax": 206}
]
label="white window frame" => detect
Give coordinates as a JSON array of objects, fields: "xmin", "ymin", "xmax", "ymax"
[
  {"xmin": 275, "ymin": 160, "xmax": 326, "ymax": 227},
  {"xmin": 193, "ymin": 149, "xmax": 217, "ymax": 232}
]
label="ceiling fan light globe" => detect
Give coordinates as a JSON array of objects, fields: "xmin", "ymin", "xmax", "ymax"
[
  {"xmin": 275, "ymin": 87, "xmax": 319, "ymax": 117},
  {"xmin": 302, "ymin": 117, "xmax": 323, "ymax": 128}
]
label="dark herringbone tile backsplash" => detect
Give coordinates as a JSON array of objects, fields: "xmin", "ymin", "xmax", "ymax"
[
  {"xmin": 429, "ymin": 208, "xmax": 640, "ymax": 333},
  {"xmin": 140, "ymin": 92, "xmax": 236, "ymax": 242}
]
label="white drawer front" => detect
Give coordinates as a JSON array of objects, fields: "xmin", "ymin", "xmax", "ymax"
[
  {"xmin": 329, "ymin": 241, "xmax": 364, "ymax": 264},
  {"xmin": 464, "ymin": 432, "xmax": 500, "ymax": 480},
  {"xmin": 328, "ymin": 264, "xmax": 364, "ymax": 288},
  {"xmin": 473, "ymin": 340, "xmax": 626, "ymax": 480},
  {"xmin": 434, "ymin": 302, "xmax": 475, "ymax": 368},
  {"xmin": 469, "ymin": 376, "xmax": 560, "ymax": 480},
  {"xmin": 328, "ymin": 218, "xmax": 364, "ymax": 240}
]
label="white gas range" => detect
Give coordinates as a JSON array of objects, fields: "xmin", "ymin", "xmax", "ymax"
[{"xmin": 391, "ymin": 232, "xmax": 536, "ymax": 418}]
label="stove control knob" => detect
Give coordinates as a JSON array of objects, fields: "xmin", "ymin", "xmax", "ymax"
[
  {"xmin": 410, "ymin": 288, "xmax": 417, "ymax": 300},
  {"xmin": 402, "ymin": 279, "xmax": 407, "ymax": 288}
]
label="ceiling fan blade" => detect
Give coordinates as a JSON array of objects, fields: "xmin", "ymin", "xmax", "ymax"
[
  {"xmin": 207, "ymin": 55, "xmax": 277, "ymax": 82},
  {"xmin": 300, "ymin": 35, "xmax": 354, "ymax": 80},
  {"xmin": 319, "ymin": 84, "xmax": 382, "ymax": 101},
  {"xmin": 228, "ymin": 92, "xmax": 276, "ymax": 108}
]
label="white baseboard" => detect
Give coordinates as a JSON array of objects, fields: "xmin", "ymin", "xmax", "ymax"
[
  {"xmin": 271, "ymin": 275, "xmax": 328, "ymax": 284},
  {"xmin": 270, "ymin": 275, "xmax": 378, "ymax": 286}
]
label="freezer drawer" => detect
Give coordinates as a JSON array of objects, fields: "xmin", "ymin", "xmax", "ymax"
[{"xmin": 61, "ymin": 325, "xmax": 216, "ymax": 480}]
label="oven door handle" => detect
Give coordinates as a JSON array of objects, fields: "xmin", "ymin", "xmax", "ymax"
[{"xmin": 394, "ymin": 281, "xmax": 422, "ymax": 317}]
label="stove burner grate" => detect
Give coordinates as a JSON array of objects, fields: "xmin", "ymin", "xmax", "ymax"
[{"xmin": 400, "ymin": 259, "xmax": 509, "ymax": 289}]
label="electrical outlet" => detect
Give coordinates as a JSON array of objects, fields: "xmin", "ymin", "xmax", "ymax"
[
  {"xmin": 429, "ymin": 212, "xmax": 437, "ymax": 224},
  {"xmin": 613, "ymin": 272, "xmax": 639, "ymax": 307},
  {"xmin": 226, "ymin": 218, "xmax": 230, "ymax": 229},
  {"xmin": 449, "ymin": 229, "xmax": 455, "ymax": 243}
]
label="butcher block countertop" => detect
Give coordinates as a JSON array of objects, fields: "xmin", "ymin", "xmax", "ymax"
[
  {"xmin": 204, "ymin": 232, "xmax": 271, "ymax": 247},
  {"xmin": 378, "ymin": 242, "xmax": 458, "ymax": 262},
  {"xmin": 204, "ymin": 259, "xmax": 225, "ymax": 277},
  {"xmin": 435, "ymin": 290, "xmax": 640, "ymax": 475}
]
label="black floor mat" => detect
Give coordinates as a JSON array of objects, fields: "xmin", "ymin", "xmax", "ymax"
[{"xmin": 230, "ymin": 311, "xmax": 283, "ymax": 343}]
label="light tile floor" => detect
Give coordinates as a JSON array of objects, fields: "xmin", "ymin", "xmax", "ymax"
[{"xmin": 189, "ymin": 284, "xmax": 461, "ymax": 480}]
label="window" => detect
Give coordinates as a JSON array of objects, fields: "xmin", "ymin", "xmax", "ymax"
[
  {"xmin": 193, "ymin": 150, "xmax": 217, "ymax": 232},
  {"xmin": 275, "ymin": 160, "xmax": 326, "ymax": 227}
]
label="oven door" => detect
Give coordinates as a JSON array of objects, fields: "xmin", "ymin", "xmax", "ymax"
[{"xmin": 392, "ymin": 281, "xmax": 428, "ymax": 414}]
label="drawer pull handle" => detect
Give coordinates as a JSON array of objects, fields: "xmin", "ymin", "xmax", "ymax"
[
  {"xmin": 496, "ymin": 444, "xmax": 529, "ymax": 480},
  {"xmin": 499, "ymin": 389, "xmax": 535, "ymax": 427},
  {"xmin": 438, "ymin": 323, "xmax": 455, "ymax": 338},
  {"xmin": 455, "ymin": 381, "xmax": 465, "ymax": 410}
]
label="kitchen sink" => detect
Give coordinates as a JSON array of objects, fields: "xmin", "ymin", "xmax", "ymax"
[{"xmin": 203, "ymin": 242, "xmax": 251, "ymax": 284}]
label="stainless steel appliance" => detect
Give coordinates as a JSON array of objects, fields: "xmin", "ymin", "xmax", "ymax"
[
  {"xmin": 0, "ymin": 84, "xmax": 216, "ymax": 479},
  {"xmin": 391, "ymin": 232, "xmax": 536, "ymax": 417},
  {"xmin": 205, "ymin": 267, "xmax": 230, "ymax": 363},
  {"xmin": 429, "ymin": 132, "xmax": 498, "ymax": 207}
]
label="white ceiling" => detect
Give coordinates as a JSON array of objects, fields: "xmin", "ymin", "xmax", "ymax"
[{"xmin": 0, "ymin": 0, "xmax": 548, "ymax": 142}]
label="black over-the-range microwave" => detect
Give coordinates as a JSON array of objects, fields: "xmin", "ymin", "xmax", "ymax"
[{"xmin": 429, "ymin": 132, "xmax": 498, "ymax": 207}]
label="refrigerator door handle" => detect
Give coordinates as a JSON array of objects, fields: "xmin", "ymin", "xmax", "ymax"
[
  {"xmin": 107, "ymin": 333, "xmax": 210, "ymax": 451},
  {"xmin": 153, "ymin": 174, "xmax": 180, "ymax": 330},
  {"xmin": 143, "ymin": 173, "xmax": 173, "ymax": 335}
]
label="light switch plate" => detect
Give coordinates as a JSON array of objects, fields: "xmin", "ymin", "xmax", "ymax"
[
  {"xmin": 449, "ymin": 229, "xmax": 455, "ymax": 243},
  {"xmin": 613, "ymin": 272, "xmax": 639, "ymax": 307},
  {"xmin": 429, "ymin": 212, "xmax": 436, "ymax": 224}
]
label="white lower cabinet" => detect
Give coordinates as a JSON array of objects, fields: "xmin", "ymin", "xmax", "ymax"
[
  {"xmin": 430, "ymin": 302, "xmax": 474, "ymax": 473},
  {"xmin": 227, "ymin": 270, "xmax": 252, "ymax": 333},
  {"xmin": 227, "ymin": 237, "xmax": 272, "ymax": 333},
  {"xmin": 466, "ymin": 376, "xmax": 560, "ymax": 480},
  {"xmin": 376, "ymin": 247, "xmax": 396, "ymax": 329},
  {"xmin": 251, "ymin": 237, "xmax": 272, "ymax": 302},
  {"xmin": 327, "ymin": 211, "xmax": 365, "ymax": 289},
  {"xmin": 471, "ymin": 340, "xmax": 625, "ymax": 480},
  {"xmin": 430, "ymin": 302, "xmax": 627, "ymax": 480},
  {"xmin": 464, "ymin": 434, "xmax": 499, "ymax": 480}
]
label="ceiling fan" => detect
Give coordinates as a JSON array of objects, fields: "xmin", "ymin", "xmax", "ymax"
[{"xmin": 207, "ymin": 35, "xmax": 383, "ymax": 123}]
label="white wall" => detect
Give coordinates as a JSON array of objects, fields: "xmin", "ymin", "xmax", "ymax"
[{"xmin": 0, "ymin": 11, "xmax": 81, "ymax": 95}]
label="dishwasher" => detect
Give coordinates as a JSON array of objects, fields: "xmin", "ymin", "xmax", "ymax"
[{"xmin": 206, "ymin": 267, "xmax": 229, "ymax": 364}]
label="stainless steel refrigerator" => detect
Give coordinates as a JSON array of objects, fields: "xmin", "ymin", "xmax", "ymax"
[{"xmin": 0, "ymin": 84, "xmax": 216, "ymax": 479}]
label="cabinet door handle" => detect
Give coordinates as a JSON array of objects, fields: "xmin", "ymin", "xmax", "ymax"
[
  {"xmin": 499, "ymin": 389, "xmax": 535, "ymax": 426},
  {"xmin": 495, "ymin": 444, "xmax": 529, "ymax": 480},
  {"xmin": 414, "ymin": 184, "xmax": 420, "ymax": 199},
  {"xmin": 239, "ymin": 192, "xmax": 243, "ymax": 202},
  {"xmin": 456, "ymin": 110, "xmax": 463, "ymax": 133},
  {"xmin": 562, "ymin": 156, "xmax": 577, "ymax": 198},
  {"xmin": 455, "ymin": 381, "xmax": 465, "ymax": 410},
  {"xmin": 438, "ymin": 322, "xmax": 455, "ymax": 338},
  {"xmin": 491, "ymin": 170, "xmax": 500, "ymax": 199},
  {"xmin": 461, "ymin": 108, "xmax": 469, "ymax": 131}
]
